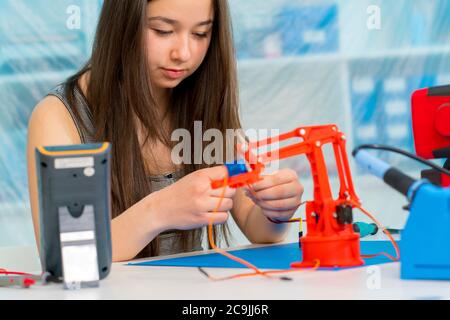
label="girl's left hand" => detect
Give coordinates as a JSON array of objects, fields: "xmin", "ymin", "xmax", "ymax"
[{"xmin": 244, "ymin": 168, "xmax": 304, "ymax": 222}]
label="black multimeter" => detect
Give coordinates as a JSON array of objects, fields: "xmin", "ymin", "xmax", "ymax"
[{"xmin": 35, "ymin": 143, "xmax": 112, "ymax": 287}]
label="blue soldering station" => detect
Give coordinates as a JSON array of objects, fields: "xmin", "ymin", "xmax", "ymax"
[{"xmin": 353, "ymin": 148, "xmax": 450, "ymax": 280}]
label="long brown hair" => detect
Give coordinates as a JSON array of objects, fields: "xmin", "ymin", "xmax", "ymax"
[{"xmin": 64, "ymin": 0, "xmax": 241, "ymax": 258}]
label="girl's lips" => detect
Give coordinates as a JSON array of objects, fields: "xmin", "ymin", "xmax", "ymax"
[{"xmin": 161, "ymin": 68, "xmax": 187, "ymax": 79}]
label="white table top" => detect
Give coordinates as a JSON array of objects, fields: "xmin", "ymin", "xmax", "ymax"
[{"xmin": 1, "ymin": 242, "xmax": 450, "ymax": 300}]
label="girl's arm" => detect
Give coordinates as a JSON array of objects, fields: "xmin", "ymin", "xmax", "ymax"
[
  {"xmin": 110, "ymin": 167, "xmax": 235, "ymax": 262},
  {"xmin": 109, "ymin": 193, "xmax": 166, "ymax": 261}
]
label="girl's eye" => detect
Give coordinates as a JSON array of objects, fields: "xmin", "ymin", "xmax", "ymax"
[
  {"xmin": 194, "ymin": 32, "xmax": 209, "ymax": 39},
  {"xmin": 153, "ymin": 29, "xmax": 173, "ymax": 36}
]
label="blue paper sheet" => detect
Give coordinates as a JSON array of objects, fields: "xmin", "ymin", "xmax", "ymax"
[{"xmin": 128, "ymin": 241, "xmax": 398, "ymax": 270}]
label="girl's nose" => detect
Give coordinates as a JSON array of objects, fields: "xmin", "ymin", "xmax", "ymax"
[{"xmin": 170, "ymin": 35, "xmax": 192, "ymax": 63}]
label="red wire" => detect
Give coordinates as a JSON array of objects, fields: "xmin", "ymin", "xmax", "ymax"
[{"xmin": 0, "ymin": 269, "xmax": 34, "ymax": 276}]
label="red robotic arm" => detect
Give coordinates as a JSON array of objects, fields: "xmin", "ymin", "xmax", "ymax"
[{"xmin": 212, "ymin": 124, "xmax": 365, "ymax": 268}]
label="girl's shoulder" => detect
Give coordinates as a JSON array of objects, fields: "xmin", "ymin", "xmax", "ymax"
[
  {"xmin": 44, "ymin": 75, "xmax": 94, "ymax": 143},
  {"xmin": 28, "ymin": 93, "xmax": 82, "ymax": 146},
  {"xmin": 28, "ymin": 71, "xmax": 92, "ymax": 146}
]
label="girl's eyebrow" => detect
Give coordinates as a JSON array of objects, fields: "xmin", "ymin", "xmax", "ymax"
[{"xmin": 148, "ymin": 16, "xmax": 213, "ymax": 27}]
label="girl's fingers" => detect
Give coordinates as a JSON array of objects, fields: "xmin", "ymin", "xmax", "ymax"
[
  {"xmin": 251, "ymin": 175, "xmax": 289, "ymax": 192},
  {"xmin": 206, "ymin": 197, "xmax": 234, "ymax": 212},
  {"xmin": 204, "ymin": 165, "xmax": 229, "ymax": 180},
  {"xmin": 251, "ymin": 169, "xmax": 298, "ymax": 192},
  {"xmin": 210, "ymin": 186, "xmax": 236, "ymax": 198},
  {"xmin": 262, "ymin": 197, "xmax": 302, "ymax": 211},
  {"xmin": 253, "ymin": 183, "xmax": 301, "ymax": 201},
  {"xmin": 202, "ymin": 211, "xmax": 229, "ymax": 225},
  {"xmin": 247, "ymin": 194, "xmax": 301, "ymax": 212}
]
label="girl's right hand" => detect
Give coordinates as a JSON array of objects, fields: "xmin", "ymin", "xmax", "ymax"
[{"xmin": 149, "ymin": 166, "xmax": 236, "ymax": 231}]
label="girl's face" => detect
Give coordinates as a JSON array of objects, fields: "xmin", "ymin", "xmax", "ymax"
[{"xmin": 146, "ymin": 0, "xmax": 214, "ymax": 90}]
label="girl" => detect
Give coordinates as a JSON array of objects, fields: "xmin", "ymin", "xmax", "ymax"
[{"xmin": 27, "ymin": 0, "xmax": 304, "ymax": 262}]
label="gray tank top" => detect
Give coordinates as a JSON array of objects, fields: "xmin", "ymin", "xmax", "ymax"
[{"xmin": 47, "ymin": 83, "xmax": 202, "ymax": 256}]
